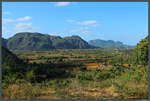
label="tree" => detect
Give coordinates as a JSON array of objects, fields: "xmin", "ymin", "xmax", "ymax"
[{"xmin": 133, "ymin": 35, "xmax": 148, "ymax": 66}]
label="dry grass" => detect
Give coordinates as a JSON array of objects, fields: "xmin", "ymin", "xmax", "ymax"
[
  {"xmin": 2, "ymin": 76, "xmax": 148, "ymax": 100},
  {"xmin": 2, "ymin": 81, "xmax": 38, "ymax": 99}
]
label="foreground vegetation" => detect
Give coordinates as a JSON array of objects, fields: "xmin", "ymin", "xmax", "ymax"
[{"xmin": 2, "ymin": 36, "xmax": 148, "ymax": 99}]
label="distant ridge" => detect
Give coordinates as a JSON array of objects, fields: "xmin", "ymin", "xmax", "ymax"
[{"xmin": 88, "ymin": 39, "xmax": 135, "ymax": 49}]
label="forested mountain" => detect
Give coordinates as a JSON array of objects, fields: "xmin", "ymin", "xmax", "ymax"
[
  {"xmin": 88, "ymin": 39, "xmax": 135, "ymax": 49},
  {"xmin": 64, "ymin": 35, "xmax": 95, "ymax": 49},
  {"xmin": 4, "ymin": 32, "xmax": 96, "ymax": 50}
]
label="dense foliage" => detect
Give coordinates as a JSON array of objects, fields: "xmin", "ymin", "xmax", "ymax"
[{"xmin": 132, "ymin": 35, "xmax": 148, "ymax": 65}]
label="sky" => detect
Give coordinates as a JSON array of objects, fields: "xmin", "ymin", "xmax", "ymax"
[{"xmin": 2, "ymin": 2, "xmax": 148, "ymax": 45}]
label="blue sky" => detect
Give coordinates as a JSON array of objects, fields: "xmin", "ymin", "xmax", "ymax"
[{"xmin": 2, "ymin": 2, "xmax": 148, "ymax": 45}]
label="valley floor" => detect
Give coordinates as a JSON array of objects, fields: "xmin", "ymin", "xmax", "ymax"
[{"xmin": 2, "ymin": 49, "xmax": 148, "ymax": 99}]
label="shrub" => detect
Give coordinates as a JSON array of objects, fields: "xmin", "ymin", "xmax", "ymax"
[
  {"xmin": 25, "ymin": 70, "xmax": 36, "ymax": 83},
  {"xmin": 3, "ymin": 72, "xmax": 17, "ymax": 85},
  {"xmin": 95, "ymin": 71, "xmax": 112, "ymax": 80},
  {"xmin": 76, "ymin": 72, "xmax": 94, "ymax": 80}
]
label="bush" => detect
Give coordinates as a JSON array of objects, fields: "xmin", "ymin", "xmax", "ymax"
[
  {"xmin": 3, "ymin": 72, "xmax": 17, "ymax": 85},
  {"xmin": 95, "ymin": 71, "xmax": 112, "ymax": 80},
  {"xmin": 76, "ymin": 72, "xmax": 94, "ymax": 80},
  {"xmin": 25, "ymin": 70, "xmax": 36, "ymax": 83},
  {"xmin": 110, "ymin": 65, "xmax": 126, "ymax": 75}
]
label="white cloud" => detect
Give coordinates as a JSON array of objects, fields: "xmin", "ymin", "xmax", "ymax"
[
  {"xmin": 66, "ymin": 19, "xmax": 99, "ymax": 27},
  {"xmin": 68, "ymin": 27, "xmax": 90, "ymax": 34},
  {"xmin": 14, "ymin": 23, "xmax": 35, "ymax": 32},
  {"xmin": 3, "ymin": 16, "xmax": 32, "ymax": 24},
  {"xmin": 17, "ymin": 16, "xmax": 32, "ymax": 21},
  {"xmin": 2, "ymin": 22, "xmax": 39, "ymax": 38},
  {"xmin": 66, "ymin": 20, "xmax": 75, "ymax": 23},
  {"xmin": 77, "ymin": 20, "xmax": 98, "ymax": 27},
  {"xmin": 55, "ymin": 2, "xmax": 71, "ymax": 7}
]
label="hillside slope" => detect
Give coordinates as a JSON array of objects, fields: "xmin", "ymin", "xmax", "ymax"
[{"xmin": 5, "ymin": 32, "xmax": 96, "ymax": 50}]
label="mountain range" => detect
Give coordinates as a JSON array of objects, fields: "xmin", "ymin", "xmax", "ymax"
[
  {"xmin": 2, "ymin": 32, "xmax": 135, "ymax": 50},
  {"xmin": 88, "ymin": 39, "xmax": 135, "ymax": 49},
  {"xmin": 2, "ymin": 32, "xmax": 96, "ymax": 50}
]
